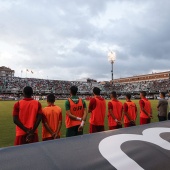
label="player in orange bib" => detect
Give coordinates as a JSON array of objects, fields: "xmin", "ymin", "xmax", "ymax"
[
  {"xmin": 42, "ymin": 94, "xmax": 62, "ymax": 141},
  {"xmin": 123, "ymin": 93, "xmax": 137, "ymax": 127},
  {"xmin": 65, "ymin": 86, "xmax": 87, "ymax": 137},
  {"xmin": 108, "ymin": 91, "xmax": 123, "ymax": 130},
  {"xmin": 12, "ymin": 86, "xmax": 42, "ymax": 145},
  {"xmin": 88, "ymin": 87, "xmax": 106, "ymax": 133},
  {"xmin": 139, "ymin": 91, "xmax": 153, "ymax": 125}
]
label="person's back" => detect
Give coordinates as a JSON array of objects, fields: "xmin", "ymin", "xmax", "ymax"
[
  {"xmin": 139, "ymin": 91, "xmax": 152, "ymax": 125},
  {"xmin": 124, "ymin": 102, "xmax": 136, "ymax": 121},
  {"xmin": 158, "ymin": 99, "xmax": 168, "ymax": 116},
  {"xmin": 88, "ymin": 87, "xmax": 106, "ymax": 133},
  {"xmin": 157, "ymin": 92, "xmax": 168, "ymax": 121},
  {"xmin": 65, "ymin": 86, "xmax": 87, "ymax": 137},
  {"xmin": 16, "ymin": 99, "xmax": 39, "ymax": 136},
  {"xmin": 123, "ymin": 93, "xmax": 137, "ymax": 127},
  {"xmin": 89, "ymin": 96, "xmax": 106, "ymax": 126},
  {"xmin": 13, "ymin": 86, "xmax": 42, "ymax": 145},
  {"xmin": 108, "ymin": 91, "xmax": 123, "ymax": 130},
  {"xmin": 42, "ymin": 94, "xmax": 62, "ymax": 141},
  {"xmin": 65, "ymin": 98, "xmax": 84, "ymax": 128}
]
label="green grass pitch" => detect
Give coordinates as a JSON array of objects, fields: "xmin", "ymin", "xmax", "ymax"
[{"xmin": 0, "ymin": 99, "xmax": 159, "ymax": 148}]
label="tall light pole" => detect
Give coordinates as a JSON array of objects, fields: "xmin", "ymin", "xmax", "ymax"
[{"xmin": 108, "ymin": 51, "xmax": 116, "ymax": 84}]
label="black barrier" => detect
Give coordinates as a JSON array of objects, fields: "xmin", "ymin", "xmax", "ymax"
[{"xmin": 1, "ymin": 121, "xmax": 170, "ymax": 170}]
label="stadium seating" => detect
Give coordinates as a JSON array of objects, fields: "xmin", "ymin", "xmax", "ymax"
[{"xmin": 0, "ymin": 77, "xmax": 169, "ymax": 98}]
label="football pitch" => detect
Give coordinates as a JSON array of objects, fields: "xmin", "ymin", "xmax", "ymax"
[{"xmin": 0, "ymin": 99, "xmax": 158, "ymax": 148}]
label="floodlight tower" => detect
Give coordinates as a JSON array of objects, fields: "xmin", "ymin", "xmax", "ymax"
[{"xmin": 108, "ymin": 51, "xmax": 116, "ymax": 84}]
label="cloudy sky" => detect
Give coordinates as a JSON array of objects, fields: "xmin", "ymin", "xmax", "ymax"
[{"xmin": 0, "ymin": 0, "xmax": 170, "ymax": 81}]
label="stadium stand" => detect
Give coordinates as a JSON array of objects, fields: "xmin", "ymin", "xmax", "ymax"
[{"xmin": 0, "ymin": 69, "xmax": 170, "ymax": 100}]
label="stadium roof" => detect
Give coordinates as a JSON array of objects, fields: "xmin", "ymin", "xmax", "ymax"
[{"xmin": 113, "ymin": 71, "xmax": 170, "ymax": 83}]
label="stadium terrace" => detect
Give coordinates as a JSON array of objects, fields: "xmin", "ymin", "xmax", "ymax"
[{"xmin": 0, "ymin": 66, "xmax": 170, "ymax": 100}]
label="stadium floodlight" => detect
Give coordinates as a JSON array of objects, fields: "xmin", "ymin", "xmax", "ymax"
[{"xmin": 108, "ymin": 51, "xmax": 116, "ymax": 84}]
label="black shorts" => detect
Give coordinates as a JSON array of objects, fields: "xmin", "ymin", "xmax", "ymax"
[
  {"xmin": 168, "ymin": 112, "xmax": 170, "ymax": 120},
  {"xmin": 66, "ymin": 125, "xmax": 83, "ymax": 137},
  {"xmin": 158, "ymin": 115, "xmax": 167, "ymax": 122}
]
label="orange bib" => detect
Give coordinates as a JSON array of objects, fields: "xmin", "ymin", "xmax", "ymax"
[
  {"xmin": 124, "ymin": 101, "xmax": 137, "ymax": 123},
  {"xmin": 108, "ymin": 100, "xmax": 123, "ymax": 126},
  {"xmin": 16, "ymin": 100, "xmax": 39, "ymax": 136},
  {"xmin": 89, "ymin": 97, "xmax": 106, "ymax": 126},
  {"xmin": 65, "ymin": 98, "xmax": 84, "ymax": 128},
  {"xmin": 140, "ymin": 99, "xmax": 151, "ymax": 118},
  {"xmin": 42, "ymin": 105, "xmax": 62, "ymax": 139}
]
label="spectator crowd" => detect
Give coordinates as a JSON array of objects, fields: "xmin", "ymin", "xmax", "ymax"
[{"xmin": 0, "ymin": 77, "xmax": 170, "ymax": 96}]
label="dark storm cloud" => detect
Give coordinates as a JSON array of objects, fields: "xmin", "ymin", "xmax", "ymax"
[
  {"xmin": 94, "ymin": 0, "xmax": 170, "ymax": 78},
  {"xmin": 0, "ymin": 0, "xmax": 170, "ymax": 80}
]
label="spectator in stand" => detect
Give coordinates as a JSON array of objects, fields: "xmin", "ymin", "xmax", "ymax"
[
  {"xmin": 139, "ymin": 91, "xmax": 152, "ymax": 125},
  {"xmin": 108, "ymin": 91, "xmax": 123, "ymax": 130},
  {"xmin": 65, "ymin": 86, "xmax": 87, "ymax": 137},
  {"xmin": 88, "ymin": 87, "xmax": 106, "ymax": 133},
  {"xmin": 123, "ymin": 93, "xmax": 137, "ymax": 127},
  {"xmin": 157, "ymin": 92, "xmax": 168, "ymax": 121},
  {"xmin": 42, "ymin": 94, "xmax": 62, "ymax": 141},
  {"xmin": 12, "ymin": 86, "xmax": 42, "ymax": 145}
]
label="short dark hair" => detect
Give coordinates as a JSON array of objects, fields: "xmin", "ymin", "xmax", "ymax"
[
  {"xmin": 23, "ymin": 86, "xmax": 33, "ymax": 97},
  {"xmin": 160, "ymin": 92, "xmax": 166, "ymax": 97},
  {"xmin": 140, "ymin": 91, "xmax": 146, "ymax": 97},
  {"xmin": 111, "ymin": 91, "xmax": 117, "ymax": 98},
  {"xmin": 93, "ymin": 87, "xmax": 101, "ymax": 95},
  {"xmin": 47, "ymin": 93, "xmax": 55, "ymax": 103},
  {"xmin": 70, "ymin": 86, "xmax": 78, "ymax": 95},
  {"xmin": 126, "ymin": 93, "xmax": 131, "ymax": 100}
]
